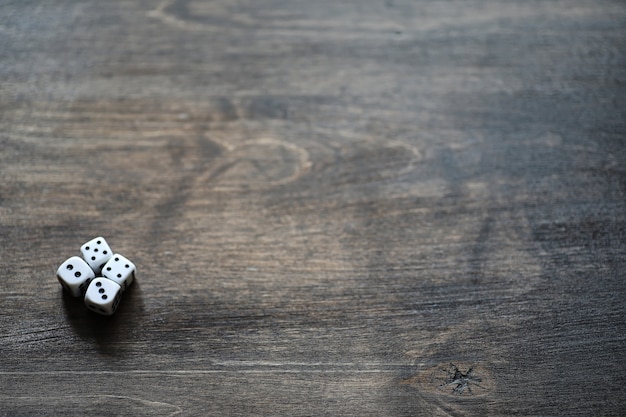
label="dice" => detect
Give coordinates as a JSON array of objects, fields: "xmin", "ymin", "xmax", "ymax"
[
  {"xmin": 56, "ymin": 256, "xmax": 95, "ymax": 297},
  {"xmin": 84, "ymin": 278, "xmax": 122, "ymax": 316},
  {"xmin": 101, "ymin": 253, "xmax": 136, "ymax": 291},
  {"xmin": 56, "ymin": 237, "xmax": 136, "ymax": 315},
  {"xmin": 80, "ymin": 236, "xmax": 112, "ymax": 274}
]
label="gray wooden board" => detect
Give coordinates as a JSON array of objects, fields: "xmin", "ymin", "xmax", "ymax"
[{"xmin": 1, "ymin": 0, "xmax": 625, "ymax": 415}]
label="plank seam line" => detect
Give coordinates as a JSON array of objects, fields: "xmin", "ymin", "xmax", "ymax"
[
  {"xmin": 0, "ymin": 369, "xmax": 403, "ymax": 374},
  {"xmin": 0, "ymin": 395, "xmax": 182, "ymax": 417}
]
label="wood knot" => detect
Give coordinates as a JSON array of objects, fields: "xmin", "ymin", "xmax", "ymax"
[
  {"xmin": 401, "ymin": 362, "xmax": 494, "ymax": 397},
  {"xmin": 439, "ymin": 363, "xmax": 484, "ymax": 396}
]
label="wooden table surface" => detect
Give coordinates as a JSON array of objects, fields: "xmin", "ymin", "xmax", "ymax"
[{"xmin": 1, "ymin": 1, "xmax": 625, "ymax": 415}]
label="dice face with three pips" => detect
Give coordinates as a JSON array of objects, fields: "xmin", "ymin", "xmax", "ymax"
[
  {"xmin": 56, "ymin": 237, "xmax": 136, "ymax": 316},
  {"xmin": 84, "ymin": 278, "xmax": 122, "ymax": 316}
]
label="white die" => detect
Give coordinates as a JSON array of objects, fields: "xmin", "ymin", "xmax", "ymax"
[
  {"xmin": 56, "ymin": 256, "xmax": 95, "ymax": 297},
  {"xmin": 80, "ymin": 237, "xmax": 113, "ymax": 274},
  {"xmin": 101, "ymin": 253, "xmax": 136, "ymax": 291},
  {"xmin": 84, "ymin": 278, "xmax": 122, "ymax": 316}
]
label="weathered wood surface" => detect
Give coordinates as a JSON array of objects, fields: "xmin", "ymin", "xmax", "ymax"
[{"xmin": 1, "ymin": 0, "xmax": 625, "ymax": 415}]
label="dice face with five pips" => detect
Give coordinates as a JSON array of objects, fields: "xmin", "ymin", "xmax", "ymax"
[
  {"xmin": 56, "ymin": 237, "xmax": 136, "ymax": 316},
  {"xmin": 80, "ymin": 237, "xmax": 112, "ymax": 275}
]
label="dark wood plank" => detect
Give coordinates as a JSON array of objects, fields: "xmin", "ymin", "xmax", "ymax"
[{"xmin": 1, "ymin": 0, "xmax": 625, "ymax": 415}]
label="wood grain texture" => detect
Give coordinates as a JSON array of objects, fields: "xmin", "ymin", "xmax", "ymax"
[{"xmin": 1, "ymin": 0, "xmax": 625, "ymax": 415}]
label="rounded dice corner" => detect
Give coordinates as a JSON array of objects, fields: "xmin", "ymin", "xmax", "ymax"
[
  {"xmin": 85, "ymin": 302, "xmax": 115, "ymax": 316},
  {"xmin": 56, "ymin": 275, "xmax": 71, "ymax": 292},
  {"xmin": 81, "ymin": 236, "xmax": 108, "ymax": 248}
]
